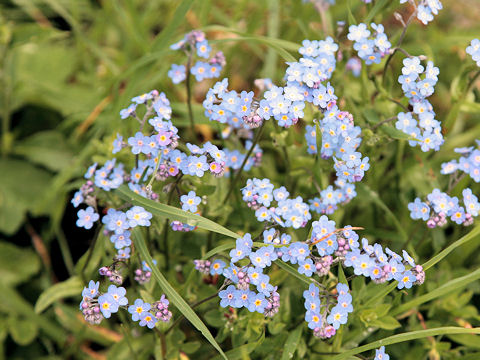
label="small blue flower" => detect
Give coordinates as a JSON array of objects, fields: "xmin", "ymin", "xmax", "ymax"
[
  {"xmin": 76, "ymin": 206, "xmax": 99, "ymax": 230},
  {"xmin": 98, "ymin": 294, "xmax": 119, "ymax": 318},
  {"xmin": 395, "ymin": 270, "xmax": 416, "ymax": 289},
  {"xmin": 139, "ymin": 312, "xmax": 158, "ymax": 329},
  {"xmin": 327, "ymin": 305, "xmax": 348, "ymax": 329},
  {"xmin": 126, "ymin": 206, "xmax": 152, "ymax": 227},
  {"xmin": 180, "ymin": 191, "xmax": 201, "ymax": 213},
  {"xmin": 168, "ymin": 64, "xmax": 186, "ymax": 84},
  {"xmin": 71, "ymin": 191, "xmax": 83, "ymax": 208},
  {"xmin": 128, "ymin": 299, "xmax": 151, "ymax": 321},
  {"xmin": 82, "ymin": 280, "xmax": 99, "ymax": 299},
  {"xmin": 210, "ymin": 259, "xmax": 226, "ymax": 275},
  {"xmin": 106, "ymin": 285, "xmax": 128, "ymax": 306},
  {"xmin": 219, "ymin": 285, "xmax": 238, "ymax": 308},
  {"xmin": 247, "ymin": 293, "xmax": 267, "ymax": 313}
]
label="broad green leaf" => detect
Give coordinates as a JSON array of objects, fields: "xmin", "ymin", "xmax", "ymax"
[
  {"xmin": 391, "ymin": 268, "xmax": 480, "ymax": 316},
  {"xmin": 7, "ymin": 315, "xmax": 38, "ymax": 346},
  {"xmin": 116, "ymin": 185, "xmax": 239, "ymax": 239},
  {"xmin": 131, "ymin": 228, "xmax": 227, "ymax": 360},
  {"xmin": 0, "ymin": 241, "xmax": 40, "ymax": 286},
  {"xmin": 369, "ymin": 316, "xmax": 401, "ymax": 330},
  {"xmin": 331, "ymin": 327, "xmax": 480, "ymax": 360},
  {"xmin": 14, "ymin": 131, "xmax": 74, "ymax": 172},
  {"xmin": 281, "ymin": 324, "xmax": 303, "ymax": 360},
  {"xmin": 35, "ymin": 276, "xmax": 84, "ymax": 314},
  {"xmin": 0, "ymin": 282, "xmax": 66, "ymax": 343}
]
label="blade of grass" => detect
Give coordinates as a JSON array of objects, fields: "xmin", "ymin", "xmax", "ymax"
[
  {"xmin": 281, "ymin": 324, "xmax": 303, "ymax": 360},
  {"xmin": 331, "ymin": 327, "xmax": 480, "ymax": 360},
  {"xmin": 364, "ymin": 0, "xmax": 389, "ymax": 23},
  {"xmin": 422, "ymin": 225, "xmax": 480, "ymax": 271},
  {"xmin": 150, "ymin": 0, "xmax": 195, "ymax": 52},
  {"xmin": 131, "ymin": 228, "xmax": 227, "ymax": 360},
  {"xmin": 115, "ymin": 185, "xmax": 239, "ymax": 239},
  {"xmin": 391, "ymin": 268, "xmax": 480, "ymax": 316}
]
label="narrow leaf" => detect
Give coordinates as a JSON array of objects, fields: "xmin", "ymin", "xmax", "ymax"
[
  {"xmin": 391, "ymin": 268, "xmax": 480, "ymax": 316},
  {"xmin": 35, "ymin": 276, "xmax": 84, "ymax": 314},
  {"xmin": 281, "ymin": 324, "xmax": 303, "ymax": 360},
  {"xmin": 331, "ymin": 327, "xmax": 480, "ymax": 360},
  {"xmin": 115, "ymin": 185, "xmax": 239, "ymax": 239},
  {"xmin": 131, "ymin": 228, "xmax": 227, "ymax": 359},
  {"xmin": 364, "ymin": 0, "xmax": 389, "ymax": 23}
]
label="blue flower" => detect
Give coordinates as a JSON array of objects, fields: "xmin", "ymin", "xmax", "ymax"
[
  {"xmin": 139, "ymin": 312, "xmax": 158, "ymax": 329},
  {"xmin": 168, "ymin": 64, "xmax": 186, "ymax": 84},
  {"xmin": 110, "ymin": 231, "xmax": 131, "ymax": 249},
  {"xmin": 374, "ymin": 346, "xmax": 390, "ymax": 360},
  {"xmin": 247, "ymin": 293, "xmax": 267, "ymax": 313},
  {"xmin": 82, "ymin": 280, "xmax": 99, "ymax": 299},
  {"xmin": 107, "ymin": 285, "xmax": 128, "ymax": 306},
  {"xmin": 128, "ymin": 299, "xmax": 151, "ymax": 321},
  {"xmin": 298, "ymin": 258, "xmax": 315, "ymax": 277},
  {"xmin": 128, "ymin": 132, "xmax": 150, "ymax": 155},
  {"xmin": 76, "ymin": 206, "xmax": 99, "ymax": 230},
  {"xmin": 327, "ymin": 305, "xmax": 348, "ymax": 329},
  {"xmin": 126, "ymin": 206, "xmax": 152, "ymax": 227},
  {"xmin": 71, "ymin": 191, "xmax": 83, "ymax": 208},
  {"xmin": 395, "ymin": 270, "xmax": 416, "ymax": 289},
  {"xmin": 180, "ymin": 191, "xmax": 201, "ymax": 212},
  {"xmin": 98, "ymin": 294, "xmax": 119, "ymax": 318},
  {"xmin": 210, "ymin": 259, "xmax": 226, "ymax": 275},
  {"xmin": 219, "ymin": 285, "xmax": 238, "ymax": 308},
  {"xmin": 305, "ymin": 310, "xmax": 323, "ymax": 329},
  {"xmin": 120, "ymin": 103, "xmax": 137, "ymax": 119},
  {"xmin": 102, "ymin": 209, "xmax": 130, "ymax": 235}
]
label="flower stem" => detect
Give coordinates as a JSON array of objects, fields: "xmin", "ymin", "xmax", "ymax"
[{"xmin": 223, "ymin": 121, "xmax": 266, "ymax": 203}]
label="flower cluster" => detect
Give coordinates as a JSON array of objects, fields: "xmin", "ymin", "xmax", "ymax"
[
  {"xmin": 347, "ymin": 23, "xmax": 391, "ymax": 65},
  {"xmin": 410, "ymin": 142, "xmax": 480, "ymax": 227},
  {"xmin": 303, "ymin": 283, "xmax": 352, "ymax": 339},
  {"xmin": 241, "ymin": 178, "xmax": 311, "ymax": 229},
  {"xmin": 344, "ymin": 236, "xmax": 425, "ymax": 289},
  {"xmin": 400, "ymin": 0, "xmax": 442, "ymax": 25},
  {"xmin": 396, "ymin": 57, "xmax": 443, "ymax": 151},
  {"xmin": 467, "ymin": 39, "xmax": 480, "ymax": 67},
  {"xmin": 442, "ymin": 142, "xmax": 480, "ymax": 182},
  {"xmin": 308, "ymin": 181, "xmax": 357, "ymax": 215},
  {"xmin": 80, "ymin": 281, "xmax": 171, "ymax": 328},
  {"xmin": 168, "ymin": 30, "xmax": 225, "ymax": 83},
  {"xmin": 409, "ymin": 188, "xmax": 478, "ymax": 227}
]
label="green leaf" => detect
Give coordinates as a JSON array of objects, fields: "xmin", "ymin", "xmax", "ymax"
[
  {"xmin": 380, "ymin": 124, "xmax": 417, "ymax": 141},
  {"xmin": 151, "ymin": 0, "xmax": 195, "ymax": 51},
  {"xmin": 422, "ymin": 225, "xmax": 480, "ymax": 271},
  {"xmin": 0, "ymin": 282, "xmax": 66, "ymax": 344},
  {"xmin": 281, "ymin": 324, "xmax": 303, "ymax": 360},
  {"xmin": 115, "ymin": 185, "xmax": 239, "ymax": 239},
  {"xmin": 34, "ymin": 276, "xmax": 84, "ymax": 314},
  {"xmin": 346, "ymin": 0, "xmax": 357, "ymax": 25},
  {"xmin": 391, "ymin": 268, "xmax": 480, "ymax": 316},
  {"xmin": 275, "ymin": 260, "xmax": 314, "ymax": 286},
  {"xmin": 7, "ymin": 315, "xmax": 38, "ymax": 346},
  {"xmin": 338, "ymin": 263, "xmax": 348, "ymax": 285},
  {"xmin": 212, "ymin": 331, "xmax": 265, "ymax": 360},
  {"xmin": 364, "ymin": 0, "xmax": 389, "ymax": 23},
  {"xmin": 14, "ymin": 131, "xmax": 74, "ymax": 172},
  {"xmin": 331, "ymin": 327, "xmax": 480, "ymax": 360},
  {"xmin": 131, "ymin": 228, "xmax": 227, "ymax": 360},
  {"xmin": 0, "ymin": 241, "xmax": 40, "ymax": 286},
  {"xmin": 369, "ymin": 316, "xmax": 401, "ymax": 330}
]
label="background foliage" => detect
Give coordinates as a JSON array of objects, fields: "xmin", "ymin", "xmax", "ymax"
[{"xmin": 1, "ymin": 0, "xmax": 480, "ymax": 359}]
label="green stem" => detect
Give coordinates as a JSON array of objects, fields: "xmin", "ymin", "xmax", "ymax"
[
  {"xmin": 223, "ymin": 121, "xmax": 266, "ymax": 203},
  {"xmin": 56, "ymin": 226, "xmax": 75, "ymax": 276},
  {"xmin": 186, "ymin": 53, "xmax": 195, "ymax": 136},
  {"xmin": 81, "ymin": 223, "xmax": 103, "ymax": 279}
]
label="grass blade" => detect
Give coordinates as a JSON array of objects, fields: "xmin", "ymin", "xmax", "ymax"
[
  {"xmin": 150, "ymin": 0, "xmax": 195, "ymax": 51},
  {"xmin": 364, "ymin": 0, "xmax": 389, "ymax": 23},
  {"xmin": 422, "ymin": 225, "xmax": 480, "ymax": 271},
  {"xmin": 131, "ymin": 228, "xmax": 227, "ymax": 359},
  {"xmin": 391, "ymin": 268, "xmax": 480, "ymax": 316},
  {"xmin": 115, "ymin": 185, "xmax": 239, "ymax": 239},
  {"xmin": 331, "ymin": 327, "xmax": 480, "ymax": 360},
  {"xmin": 281, "ymin": 324, "xmax": 303, "ymax": 360}
]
